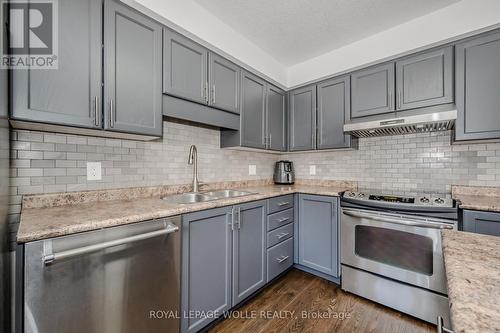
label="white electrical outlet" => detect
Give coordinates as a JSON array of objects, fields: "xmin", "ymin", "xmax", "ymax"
[
  {"xmin": 87, "ymin": 162, "xmax": 102, "ymax": 180},
  {"xmin": 248, "ymin": 165, "xmax": 257, "ymax": 175},
  {"xmin": 309, "ymin": 165, "xmax": 316, "ymax": 175}
]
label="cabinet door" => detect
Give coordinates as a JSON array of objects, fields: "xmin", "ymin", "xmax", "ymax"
[
  {"xmin": 298, "ymin": 194, "xmax": 339, "ymax": 277},
  {"xmin": 317, "ymin": 76, "xmax": 352, "ymax": 149},
  {"xmin": 104, "ymin": 0, "xmax": 163, "ymax": 136},
  {"xmin": 266, "ymin": 85, "xmax": 287, "ymax": 151},
  {"xmin": 232, "ymin": 201, "xmax": 267, "ymax": 305},
  {"xmin": 240, "ymin": 71, "xmax": 266, "ymax": 149},
  {"xmin": 182, "ymin": 207, "xmax": 233, "ymax": 333},
  {"xmin": 351, "ymin": 63, "xmax": 395, "ymax": 118},
  {"xmin": 11, "ymin": 0, "xmax": 102, "ymax": 128},
  {"xmin": 396, "ymin": 46, "xmax": 453, "ymax": 111},
  {"xmin": 209, "ymin": 53, "xmax": 240, "ymax": 113},
  {"xmin": 163, "ymin": 29, "xmax": 208, "ymax": 105},
  {"xmin": 455, "ymin": 31, "xmax": 500, "ymax": 141},
  {"xmin": 463, "ymin": 210, "xmax": 500, "ymax": 237},
  {"xmin": 288, "ymin": 85, "xmax": 316, "ymax": 151}
]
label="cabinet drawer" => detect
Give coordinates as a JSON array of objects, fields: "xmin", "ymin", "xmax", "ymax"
[
  {"xmin": 267, "ymin": 222, "xmax": 294, "ymax": 248},
  {"xmin": 267, "ymin": 237, "xmax": 293, "ymax": 282},
  {"xmin": 268, "ymin": 194, "xmax": 294, "ymax": 214},
  {"xmin": 267, "ymin": 208, "xmax": 294, "ymax": 231}
]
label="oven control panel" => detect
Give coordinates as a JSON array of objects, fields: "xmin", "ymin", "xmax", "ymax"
[{"xmin": 343, "ymin": 191, "xmax": 454, "ymax": 208}]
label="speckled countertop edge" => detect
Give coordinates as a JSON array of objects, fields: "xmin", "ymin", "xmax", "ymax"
[
  {"xmin": 452, "ymin": 185, "xmax": 500, "ymax": 213},
  {"xmin": 442, "ymin": 230, "xmax": 500, "ymax": 333}
]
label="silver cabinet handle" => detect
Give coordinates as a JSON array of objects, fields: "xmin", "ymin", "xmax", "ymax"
[
  {"xmin": 236, "ymin": 207, "xmax": 241, "ymax": 229},
  {"xmin": 277, "ymin": 232, "xmax": 289, "ymax": 239},
  {"xmin": 205, "ymin": 82, "xmax": 209, "ymax": 104},
  {"xmin": 228, "ymin": 210, "xmax": 234, "ymax": 231},
  {"xmin": 276, "ymin": 255, "xmax": 289, "ymax": 263},
  {"xmin": 42, "ymin": 222, "xmax": 179, "ymax": 265},
  {"xmin": 388, "ymin": 92, "xmax": 393, "ymax": 110},
  {"xmin": 342, "ymin": 210, "xmax": 454, "ymax": 230},
  {"xmin": 277, "ymin": 217, "xmax": 290, "ymax": 223},
  {"xmin": 398, "ymin": 90, "xmax": 402, "ymax": 110},
  {"xmin": 269, "ymin": 133, "xmax": 272, "ymax": 149},
  {"xmin": 109, "ymin": 99, "xmax": 114, "ymax": 128},
  {"xmin": 212, "ymin": 85, "xmax": 216, "ymax": 104},
  {"xmin": 94, "ymin": 96, "xmax": 100, "ymax": 126},
  {"xmin": 278, "ymin": 202, "xmax": 290, "ymax": 207},
  {"xmin": 437, "ymin": 316, "xmax": 454, "ymax": 333}
]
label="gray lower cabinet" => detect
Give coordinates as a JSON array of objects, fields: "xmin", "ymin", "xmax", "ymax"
[
  {"xmin": 462, "ymin": 210, "xmax": 500, "ymax": 237},
  {"xmin": 104, "ymin": 0, "xmax": 163, "ymax": 136},
  {"xmin": 297, "ymin": 194, "xmax": 339, "ymax": 277},
  {"xmin": 11, "ymin": 0, "xmax": 102, "ymax": 128},
  {"xmin": 395, "ymin": 46, "xmax": 453, "ymax": 111},
  {"xmin": 209, "ymin": 53, "xmax": 240, "ymax": 114},
  {"xmin": 317, "ymin": 76, "xmax": 353, "ymax": 149},
  {"xmin": 232, "ymin": 201, "xmax": 267, "ymax": 304},
  {"xmin": 288, "ymin": 85, "xmax": 317, "ymax": 151},
  {"xmin": 181, "ymin": 206, "xmax": 233, "ymax": 333},
  {"xmin": 163, "ymin": 29, "xmax": 208, "ymax": 105},
  {"xmin": 351, "ymin": 62, "xmax": 395, "ymax": 118},
  {"xmin": 455, "ymin": 31, "xmax": 500, "ymax": 141},
  {"xmin": 240, "ymin": 71, "xmax": 266, "ymax": 149},
  {"xmin": 266, "ymin": 85, "xmax": 287, "ymax": 151},
  {"xmin": 181, "ymin": 200, "xmax": 267, "ymax": 333}
]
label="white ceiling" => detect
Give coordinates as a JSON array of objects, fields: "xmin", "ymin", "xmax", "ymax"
[{"xmin": 193, "ymin": 0, "xmax": 461, "ymax": 66}]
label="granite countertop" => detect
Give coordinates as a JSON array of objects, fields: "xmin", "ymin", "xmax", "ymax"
[
  {"xmin": 452, "ymin": 185, "xmax": 500, "ymax": 213},
  {"xmin": 442, "ymin": 230, "xmax": 500, "ymax": 333},
  {"xmin": 17, "ymin": 182, "xmax": 354, "ymax": 243}
]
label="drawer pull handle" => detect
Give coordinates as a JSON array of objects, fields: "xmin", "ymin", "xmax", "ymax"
[
  {"xmin": 277, "ymin": 232, "xmax": 289, "ymax": 239},
  {"xmin": 278, "ymin": 202, "xmax": 290, "ymax": 206},
  {"xmin": 276, "ymin": 255, "xmax": 289, "ymax": 263},
  {"xmin": 277, "ymin": 217, "xmax": 290, "ymax": 223}
]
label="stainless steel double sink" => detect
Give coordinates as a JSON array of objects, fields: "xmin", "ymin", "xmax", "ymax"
[{"xmin": 162, "ymin": 189, "xmax": 256, "ymax": 204}]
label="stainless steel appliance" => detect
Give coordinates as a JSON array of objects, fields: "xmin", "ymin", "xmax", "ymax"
[
  {"xmin": 343, "ymin": 108, "xmax": 457, "ymax": 137},
  {"xmin": 340, "ymin": 191, "xmax": 458, "ymax": 326},
  {"xmin": 22, "ymin": 217, "xmax": 181, "ymax": 333},
  {"xmin": 273, "ymin": 160, "xmax": 295, "ymax": 185}
]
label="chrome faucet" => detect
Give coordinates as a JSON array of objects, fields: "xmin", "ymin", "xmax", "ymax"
[{"xmin": 188, "ymin": 145, "xmax": 201, "ymax": 192}]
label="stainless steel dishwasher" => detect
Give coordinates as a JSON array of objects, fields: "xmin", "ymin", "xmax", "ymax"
[{"xmin": 22, "ymin": 216, "xmax": 181, "ymax": 333}]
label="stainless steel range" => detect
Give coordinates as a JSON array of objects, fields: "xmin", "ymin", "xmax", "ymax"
[{"xmin": 340, "ymin": 191, "xmax": 458, "ymax": 327}]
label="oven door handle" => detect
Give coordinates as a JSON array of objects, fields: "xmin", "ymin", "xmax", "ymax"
[{"xmin": 342, "ymin": 210, "xmax": 454, "ymax": 230}]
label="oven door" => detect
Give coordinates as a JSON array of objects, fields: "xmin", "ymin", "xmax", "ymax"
[{"xmin": 341, "ymin": 208, "xmax": 456, "ymax": 294}]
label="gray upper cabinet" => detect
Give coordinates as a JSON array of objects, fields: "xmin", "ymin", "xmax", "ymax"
[
  {"xmin": 209, "ymin": 53, "xmax": 240, "ymax": 113},
  {"xmin": 317, "ymin": 76, "xmax": 352, "ymax": 150},
  {"xmin": 182, "ymin": 207, "xmax": 233, "ymax": 333},
  {"xmin": 232, "ymin": 201, "xmax": 267, "ymax": 305},
  {"xmin": 298, "ymin": 194, "xmax": 339, "ymax": 277},
  {"xmin": 240, "ymin": 71, "xmax": 266, "ymax": 149},
  {"xmin": 455, "ymin": 31, "xmax": 500, "ymax": 141},
  {"xmin": 463, "ymin": 210, "xmax": 500, "ymax": 237},
  {"xmin": 104, "ymin": 0, "xmax": 163, "ymax": 136},
  {"xmin": 163, "ymin": 29, "xmax": 208, "ymax": 105},
  {"xmin": 289, "ymin": 85, "xmax": 316, "ymax": 151},
  {"xmin": 11, "ymin": 0, "xmax": 102, "ymax": 128},
  {"xmin": 266, "ymin": 85, "xmax": 287, "ymax": 151},
  {"xmin": 351, "ymin": 62, "xmax": 395, "ymax": 118},
  {"xmin": 396, "ymin": 46, "xmax": 453, "ymax": 111}
]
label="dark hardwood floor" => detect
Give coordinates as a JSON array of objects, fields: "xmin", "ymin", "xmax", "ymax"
[{"xmin": 209, "ymin": 269, "xmax": 435, "ymax": 333}]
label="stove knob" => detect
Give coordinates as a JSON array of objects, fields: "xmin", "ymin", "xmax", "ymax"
[
  {"xmin": 348, "ymin": 192, "xmax": 356, "ymax": 197},
  {"xmin": 434, "ymin": 198, "xmax": 444, "ymax": 205},
  {"xmin": 358, "ymin": 193, "xmax": 366, "ymax": 198},
  {"xmin": 420, "ymin": 197, "xmax": 430, "ymax": 203}
]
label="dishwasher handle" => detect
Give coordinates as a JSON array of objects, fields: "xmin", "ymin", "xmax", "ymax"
[{"xmin": 42, "ymin": 221, "xmax": 179, "ymax": 265}]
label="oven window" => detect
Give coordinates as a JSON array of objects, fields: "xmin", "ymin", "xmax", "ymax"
[{"xmin": 354, "ymin": 226, "xmax": 433, "ymax": 275}]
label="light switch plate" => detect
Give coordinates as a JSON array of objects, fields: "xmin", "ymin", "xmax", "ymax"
[
  {"xmin": 87, "ymin": 162, "xmax": 102, "ymax": 180},
  {"xmin": 248, "ymin": 165, "xmax": 257, "ymax": 175},
  {"xmin": 309, "ymin": 165, "xmax": 316, "ymax": 175}
]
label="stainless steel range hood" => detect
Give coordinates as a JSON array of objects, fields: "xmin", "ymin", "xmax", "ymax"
[{"xmin": 343, "ymin": 110, "xmax": 457, "ymax": 138}]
